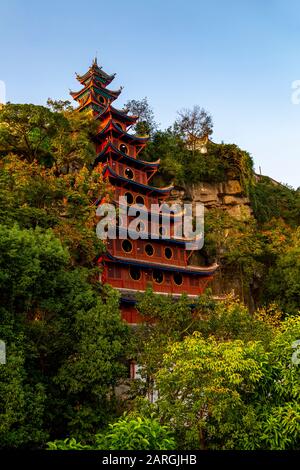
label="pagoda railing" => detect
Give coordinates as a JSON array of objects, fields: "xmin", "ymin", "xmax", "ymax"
[{"xmin": 106, "ymin": 275, "xmax": 209, "ymax": 296}]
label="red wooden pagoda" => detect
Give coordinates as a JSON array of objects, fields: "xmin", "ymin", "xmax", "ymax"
[{"xmin": 71, "ymin": 59, "xmax": 218, "ymax": 324}]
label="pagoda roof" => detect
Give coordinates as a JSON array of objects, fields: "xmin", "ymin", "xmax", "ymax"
[
  {"xmin": 103, "ymin": 165, "xmax": 173, "ymax": 194},
  {"xmin": 104, "ymin": 252, "xmax": 219, "ymax": 276},
  {"xmin": 97, "ymin": 119, "xmax": 149, "ymax": 143},
  {"xmin": 75, "ymin": 58, "xmax": 116, "ymax": 86},
  {"xmin": 70, "ymin": 82, "xmax": 122, "ymax": 102},
  {"xmin": 95, "ymin": 142, "xmax": 160, "ymax": 168},
  {"xmin": 96, "ymin": 104, "xmax": 138, "ymax": 124}
]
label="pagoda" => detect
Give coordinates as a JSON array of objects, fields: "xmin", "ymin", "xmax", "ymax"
[{"xmin": 71, "ymin": 59, "xmax": 218, "ymax": 324}]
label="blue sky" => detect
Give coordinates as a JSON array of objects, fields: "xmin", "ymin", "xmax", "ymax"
[{"xmin": 0, "ymin": 0, "xmax": 299, "ymax": 188}]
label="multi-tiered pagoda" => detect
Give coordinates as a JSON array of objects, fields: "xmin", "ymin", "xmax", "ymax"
[{"xmin": 71, "ymin": 59, "xmax": 218, "ymax": 324}]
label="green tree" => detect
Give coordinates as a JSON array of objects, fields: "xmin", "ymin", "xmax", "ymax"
[
  {"xmin": 175, "ymin": 106, "xmax": 213, "ymax": 155},
  {"xmin": 0, "ymin": 224, "xmax": 129, "ymax": 445},
  {"xmin": 55, "ymin": 287, "xmax": 129, "ymax": 438},
  {"xmin": 265, "ymin": 228, "xmax": 300, "ymax": 314},
  {"xmin": 0, "ymin": 323, "xmax": 47, "ymax": 448},
  {"xmin": 47, "ymin": 414, "xmax": 175, "ymax": 450},
  {"xmin": 0, "ymin": 153, "xmax": 108, "ymax": 265},
  {"xmin": 154, "ymin": 332, "xmax": 267, "ymax": 449},
  {"xmin": 0, "ymin": 103, "xmax": 97, "ymax": 171},
  {"xmin": 124, "ymin": 97, "xmax": 157, "ymax": 137},
  {"xmin": 0, "ymin": 103, "xmax": 57, "ymax": 163}
]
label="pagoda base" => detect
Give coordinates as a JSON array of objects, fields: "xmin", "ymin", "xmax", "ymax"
[{"xmin": 119, "ymin": 287, "xmax": 202, "ymax": 325}]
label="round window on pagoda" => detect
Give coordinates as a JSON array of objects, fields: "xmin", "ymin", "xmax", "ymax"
[
  {"xmin": 98, "ymin": 95, "xmax": 106, "ymax": 105},
  {"xmin": 130, "ymin": 266, "xmax": 141, "ymax": 281},
  {"xmin": 173, "ymin": 273, "xmax": 183, "ymax": 286},
  {"xmin": 124, "ymin": 192, "xmax": 134, "ymax": 205},
  {"xmin": 120, "ymin": 144, "xmax": 128, "ymax": 154},
  {"xmin": 164, "ymin": 247, "xmax": 173, "ymax": 259},
  {"xmin": 153, "ymin": 270, "xmax": 164, "ymax": 284},
  {"xmin": 125, "ymin": 168, "xmax": 134, "ymax": 180},
  {"xmin": 145, "ymin": 244, "xmax": 154, "ymax": 257},
  {"xmin": 136, "ymin": 195, "xmax": 145, "ymax": 206},
  {"xmin": 122, "ymin": 239, "xmax": 133, "ymax": 253}
]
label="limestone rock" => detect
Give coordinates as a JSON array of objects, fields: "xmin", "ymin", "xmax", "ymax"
[
  {"xmin": 223, "ymin": 195, "xmax": 251, "ymax": 206},
  {"xmin": 222, "ymin": 180, "xmax": 243, "ymax": 195}
]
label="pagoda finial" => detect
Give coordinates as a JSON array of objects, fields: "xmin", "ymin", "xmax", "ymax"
[{"xmin": 92, "ymin": 53, "xmax": 99, "ymax": 67}]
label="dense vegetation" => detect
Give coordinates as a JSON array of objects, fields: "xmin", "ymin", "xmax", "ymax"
[{"xmin": 0, "ymin": 101, "xmax": 299, "ymax": 450}]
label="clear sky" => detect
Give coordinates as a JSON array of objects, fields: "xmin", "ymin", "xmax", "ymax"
[{"xmin": 0, "ymin": 0, "xmax": 299, "ymax": 188}]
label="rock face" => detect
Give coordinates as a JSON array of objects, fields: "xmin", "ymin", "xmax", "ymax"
[
  {"xmin": 169, "ymin": 179, "xmax": 252, "ymax": 219},
  {"xmin": 168, "ymin": 179, "xmax": 254, "ymax": 307}
]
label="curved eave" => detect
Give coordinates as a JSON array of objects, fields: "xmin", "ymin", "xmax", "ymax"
[
  {"xmin": 95, "ymin": 105, "xmax": 138, "ymax": 125},
  {"xmin": 103, "ymin": 252, "xmax": 219, "ymax": 276},
  {"xmin": 71, "ymin": 83, "xmax": 121, "ymax": 102},
  {"xmin": 76, "ymin": 68, "xmax": 115, "ymax": 86},
  {"xmin": 104, "ymin": 165, "xmax": 173, "ymax": 194},
  {"xmin": 97, "ymin": 120, "xmax": 149, "ymax": 143},
  {"xmin": 96, "ymin": 142, "xmax": 160, "ymax": 168},
  {"xmin": 111, "ymin": 105, "xmax": 138, "ymax": 122}
]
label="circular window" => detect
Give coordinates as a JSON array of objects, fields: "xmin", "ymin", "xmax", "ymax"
[
  {"xmin": 124, "ymin": 192, "xmax": 134, "ymax": 205},
  {"xmin": 173, "ymin": 273, "xmax": 183, "ymax": 286},
  {"xmin": 159, "ymin": 225, "xmax": 167, "ymax": 237},
  {"xmin": 120, "ymin": 144, "xmax": 128, "ymax": 154},
  {"xmin": 98, "ymin": 95, "xmax": 105, "ymax": 104},
  {"xmin": 145, "ymin": 244, "xmax": 154, "ymax": 256},
  {"xmin": 136, "ymin": 195, "xmax": 145, "ymax": 206},
  {"xmin": 130, "ymin": 266, "xmax": 141, "ymax": 281},
  {"xmin": 165, "ymin": 247, "xmax": 173, "ymax": 259},
  {"xmin": 153, "ymin": 270, "xmax": 164, "ymax": 284},
  {"xmin": 122, "ymin": 239, "xmax": 132, "ymax": 253},
  {"xmin": 125, "ymin": 168, "xmax": 134, "ymax": 180}
]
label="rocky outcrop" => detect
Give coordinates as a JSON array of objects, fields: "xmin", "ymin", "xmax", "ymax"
[
  {"xmin": 168, "ymin": 179, "xmax": 254, "ymax": 306},
  {"xmin": 169, "ymin": 179, "xmax": 252, "ymax": 219}
]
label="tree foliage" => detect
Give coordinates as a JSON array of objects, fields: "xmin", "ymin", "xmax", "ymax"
[
  {"xmin": 47, "ymin": 414, "xmax": 175, "ymax": 450},
  {"xmin": 124, "ymin": 97, "xmax": 157, "ymax": 137}
]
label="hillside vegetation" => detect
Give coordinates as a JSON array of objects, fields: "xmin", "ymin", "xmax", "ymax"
[{"xmin": 0, "ymin": 102, "xmax": 299, "ymax": 450}]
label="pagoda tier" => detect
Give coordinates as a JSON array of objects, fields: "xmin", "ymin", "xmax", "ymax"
[
  {"xmin": 70, "ymin": 83, "xmax": 122, "ymax": 104},
  {"xmin": 103, "ymin": 165, "xmax": 173, "ymax": 195},
  {"xmin": 72, "ymin": 60, "xmax": 218, "ymax": 324},
  {"xmin": 105, "ymin": 239, "xmax": 218, "ymax": 273},
  {"xmin": 96, "ymin": 119, "xmax": 148, "ymax": 144},
  {"xmin": 96, "ymin": 104, "xmax": 139, "ymax": 126},
  {"xmin": 94, "ymin": 141, "xmax": 160, "ymax": 170},
  {"xmin": 75, "ymin": 58, "xmax": 116, "ymax": 87}
]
